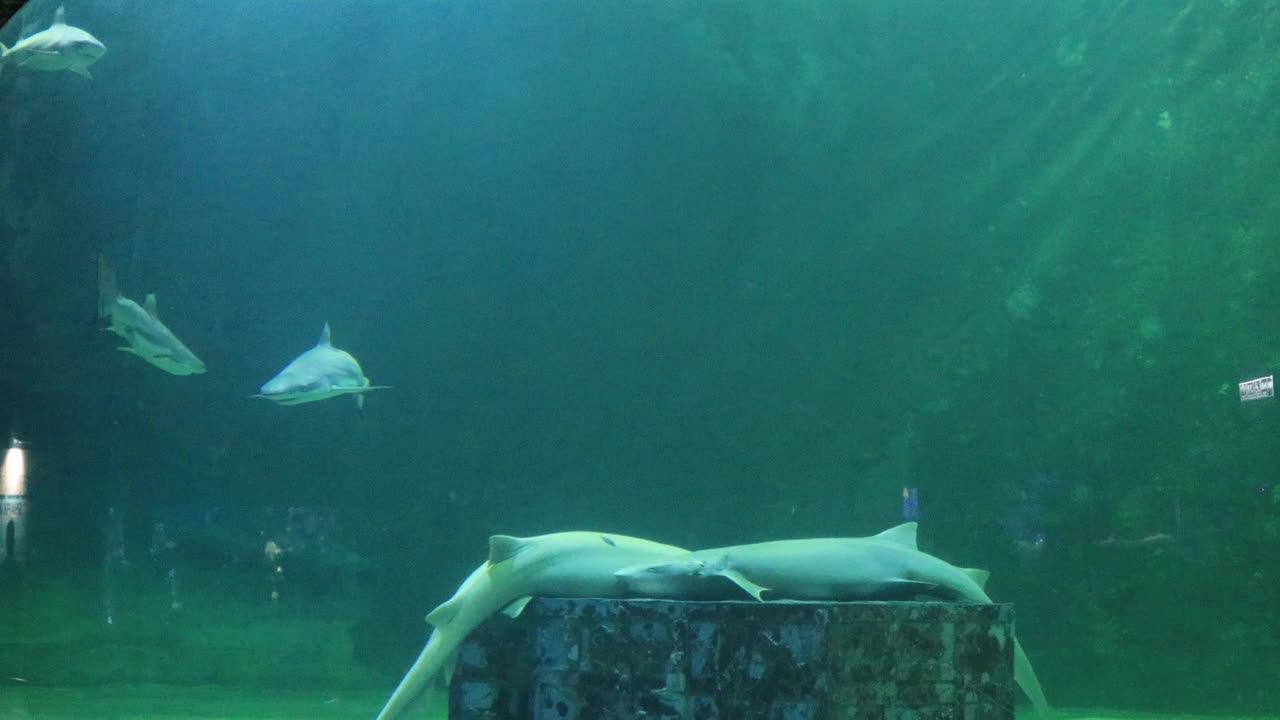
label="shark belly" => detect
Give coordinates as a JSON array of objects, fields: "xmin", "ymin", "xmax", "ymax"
[{"xmin": 13, "ymin": 52, "xmax": 78, "ymax": 71}]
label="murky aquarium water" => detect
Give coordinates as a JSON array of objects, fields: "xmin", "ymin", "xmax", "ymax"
[{"xmin": 2, "ymin": 1, "xmax": 1279, "ymax": 719}]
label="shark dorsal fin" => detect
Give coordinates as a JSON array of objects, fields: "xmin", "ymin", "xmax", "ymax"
[
  {"xmin": 488, "ymin": 535, "xmax": 528, "ymax": 564},
  {"xmin": 53, "ymin": 5, "xmax": 66, "ymax": 26},
  {"xmin": 425, "ymin": 598, "xmax": 459, "ymax": 627},
  {"xmin": 872, "ymin": 522, "xmax": 918, "ymax": 550},
  {"xmin": 143, "ymin": 293, "xmax": 160, "ymax": 319},
  {"xmin": 318, "ymin": 322, "xmax": 332, "ymax": 347},
  {"xmin": 959, "ymin": 567, "xmax": 991, "ymax": 589}
]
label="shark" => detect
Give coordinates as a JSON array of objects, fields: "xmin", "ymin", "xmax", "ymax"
[
  {"xmin": 614, "ymin": 522, "xmax": 1051, "ymax": 718},
  {"xmin": 97, "ymin": 255, "xmax": 206, "ymax": 376},
  {"xmin": 0, "ymin": 5, "xmax": 106, "ymax": 80},
  {"xmin": 374, "ymin": 531, "xmax": 689, "ymax": 720},
  {"xmin": 252, "ymin": 323, "xmax": 388, "ymax": 408}
]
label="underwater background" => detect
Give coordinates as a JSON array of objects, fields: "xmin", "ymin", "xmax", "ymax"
[{"xmin": 1, "ymin": 0, "xmax": 1279, "ymax": 715}]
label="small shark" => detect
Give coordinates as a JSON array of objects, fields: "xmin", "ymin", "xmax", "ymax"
[
  {"xmin": 252, "ymin": 323, "xmax": 388, "ymax": 407},
  {"xmin": 97, "ymin": 255, "xmax": 206, "ymax": 376},
  {"xmin": 375, "ymin": 531, "xmax": 689, "ymax": 720},
  {"xmin": 0, "ymin": 5, "xmax": 106, "ymax": 80},
  {"xmin": 614, "ymin": 522, "xmax": 1051, "ymax": 718}
]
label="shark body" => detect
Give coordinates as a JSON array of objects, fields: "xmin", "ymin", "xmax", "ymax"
[
  {"xmin": 375, "ymin": 531, "xmax": 688, "ymax": 720},
  {"xmin": 614, "ymin": 522, "xmax": 1051, "ymax": 718},
  {"xmin": 1, "ymin": 5, "xmax": 105, "ymax": 79},
  {"xmin": 253, "ymin": 323, "xmax": 387, "ymax": 407},
  {"xmin": 97, "ymin": 255, "xmax": 206, "ymax": 376}
]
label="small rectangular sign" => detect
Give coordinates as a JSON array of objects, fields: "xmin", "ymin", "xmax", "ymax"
[{"xmin": 1239, "ymin": 375, "xmax": 1274, "ymax": 402}]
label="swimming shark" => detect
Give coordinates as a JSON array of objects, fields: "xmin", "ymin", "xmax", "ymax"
[
  {"xmin": 614, "ymin": 522, "xmax": 1050, "ymax": 718},
  {"xmin": 0, "ymin": 5, "xmax": 106, "ymax": 80},
  {"xmin": 97, "ymin": 255, "xmax": 206, "ymax": 376},
  {"xmin": 252, "ymin": 323, "xmax": 388, "ymax": 408},
  {"xmin": 374, "ymin": 531, "xmax": 689, "ymax": 720}
]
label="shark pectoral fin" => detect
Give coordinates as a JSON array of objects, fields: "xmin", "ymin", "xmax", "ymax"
[
  {"xmin": 488, "ymin": 535, "xmax": 528, "ymax": 564},
  {"xmin": 872, "ymin": 522, "xmax": 919, "ymax": 550},
  {"xmin": 425, "ymin": 598, "xmax": 460, "ymax": 627},
  {"xmin": 71, "ymin": 65, "xmax": 93, "ymax": 79},
  {"xmin": 720, "ymin": 568, "xmax": 769, "ymax": 601},
  {"xmin": 326, "ymin": 386, "xmax": 389, "ymax": 395},
  {"xmin": 500, "ymin": 596, "xmax": 533, "ymax": 619},
  {"xmin": 355, "ymin": 394, "xmax": 364, "ymax": 410},
  {"xmin": 959, "ymin": 567, "xmax": 991, "ymax": 590}
]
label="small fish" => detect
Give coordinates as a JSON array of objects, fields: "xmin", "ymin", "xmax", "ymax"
[
  {"xmin": 97, "ymin": 255, "xmax": 206, "ymax": 376},
  {"xmin": 0, "ymin": 5, "xmax": 106, "ymax": 80},
  {"xmin": 253, "ymin": 323, "xmax": 388, "ymax": 408}
]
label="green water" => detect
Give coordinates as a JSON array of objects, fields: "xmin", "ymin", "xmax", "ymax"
[{"xmin": 2, "ymin": 0, "xmax": 1280, "ymax": 716}]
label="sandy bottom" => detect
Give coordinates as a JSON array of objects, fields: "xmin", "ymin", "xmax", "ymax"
[
  {"xmin": 2, "ymin": 687, "xmax": 1274, "ymax": 720},
  {"xmin": 0, "ymin": 685, "xmax": 445, "ymax": 719}
]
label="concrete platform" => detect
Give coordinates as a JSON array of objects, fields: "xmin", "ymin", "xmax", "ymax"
[{"xmin": 450, "ymin": 598, "xmax": 1016, "ymax": 720}]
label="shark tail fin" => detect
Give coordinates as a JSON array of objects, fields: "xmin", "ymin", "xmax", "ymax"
[
  {"xmin": 1013, "ymin": 637, "xmax": 1051, "ymax": 718},
  {"xmin": 872, "ymin": 521, "xmax": 919, "ymax": 550},
  {"xmin": 488, "ymin": 535, "xmax": 529, "ymax": 564},
  {"xmin": 97, "ymin": 254, "xmax": 120, "ymax": 318}
]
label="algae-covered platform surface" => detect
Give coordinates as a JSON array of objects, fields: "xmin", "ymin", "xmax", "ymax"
[{"xmin": 2, "ymin": 688, "xmax": 1276, "ymax": 720}]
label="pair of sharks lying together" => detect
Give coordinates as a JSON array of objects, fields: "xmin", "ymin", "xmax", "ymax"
[{"xmin": 375, "ymin": 523, "xmax": 1050, "ymax": 720}]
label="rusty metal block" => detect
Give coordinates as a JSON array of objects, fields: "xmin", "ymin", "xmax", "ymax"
[{"xmin": 449, "ymin": 599, "xmax": 1014, "ymax": 720}]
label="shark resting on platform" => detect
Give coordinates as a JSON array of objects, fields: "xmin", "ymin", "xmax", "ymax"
[
  {"xmin": 374, "ymin": 531, "xmax": 689, "ymax": 720},
  {"xmin": 614, "ymin": 522, "xmax": 1051, "ymax": 718},
  {"xmin": 375, "ymin": 524, "xmax": 1050, "ymax": 720}
]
